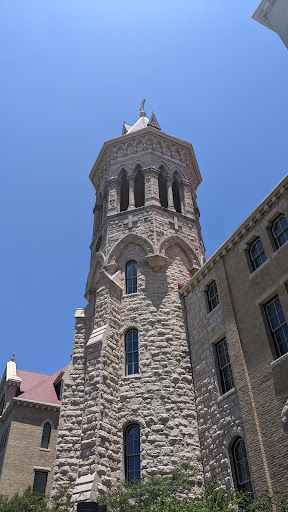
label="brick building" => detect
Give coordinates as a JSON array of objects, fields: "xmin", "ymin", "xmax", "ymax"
[{"xmin": 0, "ymin": 357, "xmax": 65, "ymax": 496}]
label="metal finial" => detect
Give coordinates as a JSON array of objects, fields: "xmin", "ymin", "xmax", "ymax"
[
  {"xmin": 140, "ymin": 98, "xmax": 146, "ymax": 117},
  {"xmin": 11, "ymin": 352, "xmax": 15, "ymax": 362}
]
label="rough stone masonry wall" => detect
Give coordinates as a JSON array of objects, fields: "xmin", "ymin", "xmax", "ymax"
[
  {"xmin": 184, "ymin": 269, "xmax": 244, "ymax": 488},
  {"xmin": 76, "ymin": 272, "xmax": 123, "ymax": 494},
  {"xmin": 116, "ymin": 242, "xmax": 203, "ymax": 482},
  {"xmin": 92, "ymin": 206, "xmax": 204, "ymax": 269},
  {"xmin": 52, "ymin": 312, "xmax": 92, "ymax": 490}
]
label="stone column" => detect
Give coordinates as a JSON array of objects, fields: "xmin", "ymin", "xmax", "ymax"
[
  {"xmin": 102, "ymin": 194, "xmax": 107, "ymax": 220},
  {"xmin": 107, "ymin": 177, "xmax": 119, "ymax": 216},
  {"xmin": 167, "ymin": 176, "xmax": 175, "ymax": 210},
  {"xmin": 182, "ymin": 180, "xmax": 195, "ymax": 218},
  {"xmin": 143, "ymin": 167, "xmax": 160, "ymax": 206},
  {"xmin": 128, "ymin": 175, "xmax": 135, "ymax": 210}
]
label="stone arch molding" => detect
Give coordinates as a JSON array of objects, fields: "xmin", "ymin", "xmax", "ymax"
[
  {"xmin": 107, "ymin": 233, "xmax": 155, "ymax": 264},
  {"xmin": 158, "ymin": 235, "xmax": 201, "ymax": 271},
  {"xmin": 224, "ymin": 425, "xmax": 245, "ymax": 449},
  {"xmin": 41, "ymin": 418, "xmax": 54, "ymax": 429},
  {"xmin": 86, "ymin": 252, "xmax": 106, "ymax": 291}
]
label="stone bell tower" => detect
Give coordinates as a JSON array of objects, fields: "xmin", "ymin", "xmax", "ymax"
[{"xmin": 52, "ymin": 102, "xmax": 205, "ymax": 501}]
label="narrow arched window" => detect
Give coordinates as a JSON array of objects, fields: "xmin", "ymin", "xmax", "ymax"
[
  {"xmin": 41, "ymin": 422, "xmax": 51, "ymax": 449},
  {"xmin": 126, "ymin": 261, "xmax": 137, "ymax": 294},
  {"xmin": 158, "ymin": 171, "xmax": 168, "ymax": 208},
  {"xmin": 172, "ymin": 176, "xmax": 181, "ymax": 213},
  {"xmin": 134, "ymin": 168, "xmax": 145, "ymax": 208},
  {"xmin": 272, "ymin": 214, "xmax": 288, "ymax": 248},
  {"xmin": 233, "ymin": 438, "xmax": 253, "ymax": 495},
  {"xmin": 125, "ymin": 330, "xmax": 139, "ymax": 375},
  {"xmin": 125, "ymin": 424, "xmax": 140, "ymax": 483},
  {"xmin": 120, "ymin": 173, "xmax": 129, "ymax": 212}
]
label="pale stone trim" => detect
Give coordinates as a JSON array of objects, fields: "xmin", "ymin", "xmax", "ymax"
[
  {"xmin": 86, "ymin": 324, "xmax": 110, "ymax": 347},
  {"xmin": 13, "ymin": 397, "xmax": 60, "ymax": 410},
  {"xmin": 270, "ymin": 351, "xmax": 288, "ymax": 369},
  {"xmin": 181, "ymin": 174, "xmax": 288, "ymax": 296},
  {"xmin": 40, "ymin": 418, "xmax": 55, "ymax": 429},
  {"xmin": 217, "ymin": 387, "xmax": 237, "ymax": 404},
  {"xmin": 34, "ymin": 466, "xmax": 51, "ymax": 472}
]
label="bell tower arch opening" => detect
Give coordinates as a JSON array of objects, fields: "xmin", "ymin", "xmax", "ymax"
[
  {"xmin": 158, "ymin": 167, "xmax": 168, "ymax": 208},
  {"xmin": 172, "ymin": 174, "xmax": 182, "ymax": 213},
  {"xmin": 120, "ymin": 171, "xmax": 129, "ymax": 212},
  {"xmin": 134, "ymin": 166, "xmax": 145, "ymax": 208}
]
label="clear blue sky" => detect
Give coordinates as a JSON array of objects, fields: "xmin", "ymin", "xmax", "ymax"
[{"xmin": 0, "ymin": 1, "xmax": 287, "ymax": 375}]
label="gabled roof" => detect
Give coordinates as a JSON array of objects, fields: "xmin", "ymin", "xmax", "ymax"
[
  {"xmin": 16, "ymin": 367, "xmax": 67, "ymax": 405},
  {"xmin": 122, "ymin": 112, "xmax": 161, "ymax": 135}
]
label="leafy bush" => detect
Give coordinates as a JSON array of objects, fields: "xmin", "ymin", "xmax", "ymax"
[{"xmin": 0, "ymin": 486, "xmax": 72, "ymax": 512}]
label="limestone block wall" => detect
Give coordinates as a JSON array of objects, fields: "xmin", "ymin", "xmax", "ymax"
[
  {"xmin": 52, "ymin": 308, "xmax": 92, "ymax": 490},
  {"xmin": 184, "ymin": 270, "xmax": 244, "ymax": 488},
  {"xmin": 0, "ymin": 405, "xmax": 59, "ymax": 497}
]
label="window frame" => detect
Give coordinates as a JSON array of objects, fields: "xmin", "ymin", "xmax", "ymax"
[
  {"xmin": 41, "ymin": 421, "xmax": 51, "ymax": 449},
  {"xmin": 33, "ymin": 470, "xmax": 48, "ymax": 495},
  {"xmin": 232, "ymin": 438, "xmax": 253, "ymax": 496},
  {"xmin": 265, "ymin": 296, "xmax": 288, "ymax": 358},
  {"xmin": 207, "ymin": 281, "xmax": 219, "ymax": 312},
  {"xmin": 125, "ymin": 329, "xmax": 139, "ymax": 376},
  {"xmin": 215, "ymin": 338, "xmax": 234, "ymax": 395},
  {"xmin": 126, "ymin": 261, "xmax": 137, "ymax": 295},
  {"xmin": 124, "ymin": 424, "xmax": 141, "ymax": 484},
  {"xmin": 249, "ymin": 238, "xmax": 267, "ymax": 271},
  {"xmin": 272, "ymin": 214, "xmax": 288, "ymax": 249}
]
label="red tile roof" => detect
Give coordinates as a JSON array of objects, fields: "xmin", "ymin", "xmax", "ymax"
[{"xmin": 16, "ymin": 367, "xmax": 67, "ymax": 405}]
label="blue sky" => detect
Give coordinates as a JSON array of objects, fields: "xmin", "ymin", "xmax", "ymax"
[{"xmin": 0, "ymin": 1, "xmax": 287, "ymax": 375}]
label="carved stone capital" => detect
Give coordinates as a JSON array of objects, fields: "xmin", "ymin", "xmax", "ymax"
[
  {"xmin": 103, "ymin": 263, "xmax": 119, "ymax": 275},
  {"xmin": 145, "ymin": 254, "xmax": 168, "ymax": 271}
]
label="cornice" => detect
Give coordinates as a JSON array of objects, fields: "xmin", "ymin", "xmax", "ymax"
[
  {"xmin": 180, "ymin": 174, "xmax": 288, "ymax": 297},
  {"xmin": 13, "ymin": 397, "xmax": 60, "ymax": 410},
  {"xmin": 252, "ymin": 0, "xmax": 276, "ymax": 30},
  {"xmin": 89, "ymin": 127, "xmax": 201, "ymax": 196}
]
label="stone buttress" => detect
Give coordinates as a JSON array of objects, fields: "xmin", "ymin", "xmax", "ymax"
[{"xmin": 52, "ymin": 108, "xmax": 206, "ymax": 501}]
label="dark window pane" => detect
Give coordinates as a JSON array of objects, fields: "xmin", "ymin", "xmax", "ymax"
[{"xmin": 33, "ymin": 471, "xmax": 48, "ymax": 494}]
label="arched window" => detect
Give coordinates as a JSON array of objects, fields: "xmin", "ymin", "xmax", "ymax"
[
  {"xmin": 158, "ymin": 170, "xmax": 168, "ymax": 208},
  {"xmin": 134, "ymin": 168, "xmax": 145, "ymax": 208},
  {"xmin": 120, "ymin": 173, "xmax": 129, "ymax": 212},
  {"xmin": 126, "ymin": 261, "xmax": 137, "ymax": 294},
  {"xmin": 41, "ymin": 422, "xmax": 51, "ymax": 449},
  {"xmin": 249, "ymin": 238, "xmax": 267, "ymax": 270},
  {"xmin": 272, "ymin": 214, "xmax": 288, "ymax": 248},
  {"xmin": 232, "ymin": 438, "xmax": 253, "ymax": 495},
  {"xmin": 172, "ymin": 176, "xmax": 182, "ymax": 213},
  {"xmin": 125, "ymin": 330, "xmax": 139, "ymax": 375},
  {"xmin": 125, "ymin": 424, "xmax": 140, "ymax": 483}
]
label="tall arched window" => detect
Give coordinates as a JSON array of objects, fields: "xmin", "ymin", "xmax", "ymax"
[
  {"xmin": 158, "ymin": 170, "xmax": 168, "ymax": 208},
  {"xmin": 125, "ymin": 424, "xmax": 140, "ymax": 483},
  {"xmin": 134, "ymin": 168, "xmax": 145, "ymax": 208},
  {"xmin": 126, "ymin": 261, "xmax": 137, "ymax": 294},
  {"xmin": 120, "ymin": 173, "xmax": 129, "ymax": 212},
  {"xmin": 41, "ymin": 422, "xmax": 51, "ymax": 449},
  {"xmin": 232, "ymin": 438, "xmax": 253, "ymax": 495},
  {"xmin": 125, "ymin": 330, "xmax": 139, "ymax": 375},
  {"xmin": 172, "ymin": 176, "xmax": 182, "ymax": 213}
]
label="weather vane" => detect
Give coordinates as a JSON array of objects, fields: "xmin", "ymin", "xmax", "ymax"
[
  {"xmin": 140, "ymin": 98, "xmax": 146, "ymax": 117},
  {"xmin": 11, "ymin": 352, "xmax": 15, "ymax": 362}
]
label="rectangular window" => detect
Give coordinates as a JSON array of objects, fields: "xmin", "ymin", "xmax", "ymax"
[
  {"xmin": 33, "ymin": 471, "xmax": 48, "ymax": 494},
  {"xmin": 265, "ymin": 296, "xmax": 288, "ymax": 358},
  {"xmin": 216, "ymin": 338, "xmax": 234, "ymax": 394},
  {"xmin": 207, "ymin": 281, "xmax": 219, "ymax": 312}
]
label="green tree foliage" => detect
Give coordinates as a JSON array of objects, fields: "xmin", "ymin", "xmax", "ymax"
[
  {"xmin": 0, "ymin": 486, "xmax": 73, "ymax": 512},
  {"xmin": 98, "ymin": 461, "xmax": 288, "ymax": 512},
  {"xmin": 1, "ymin": 464, "xmax": 288, "ymax": 512}
]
